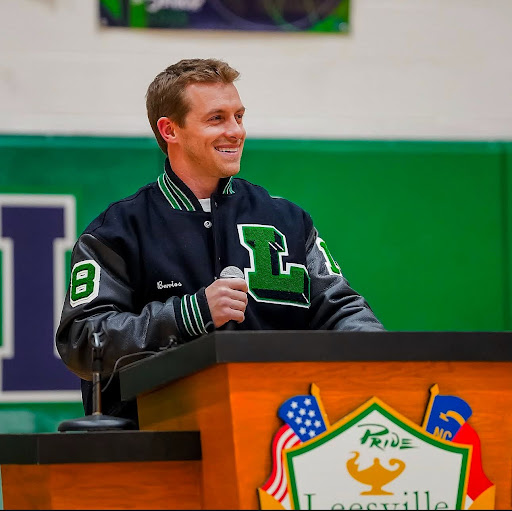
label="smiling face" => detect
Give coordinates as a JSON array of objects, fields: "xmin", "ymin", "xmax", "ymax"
[{"xmin": 165, "ymin": 81, "xmax": 246, "ymax": 192}]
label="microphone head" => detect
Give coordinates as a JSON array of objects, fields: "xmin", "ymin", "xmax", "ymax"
[{"xmin": 220, "ymin": 266, "xmax": 244, "ymax": 279}]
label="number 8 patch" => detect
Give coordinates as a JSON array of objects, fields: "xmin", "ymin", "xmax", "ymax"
[{"xmin": 69, "ymin": 260, "xmax": 101, "ymax": 307}]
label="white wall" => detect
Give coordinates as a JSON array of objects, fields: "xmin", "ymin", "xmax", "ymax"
[{"xmin": 1, "ymin": 0, "xmax": 511, "ymax": 140}]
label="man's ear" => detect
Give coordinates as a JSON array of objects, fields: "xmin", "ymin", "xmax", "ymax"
[{"xmin": 157, "ymin": 117, "xmax": 178, "ymax": 144}]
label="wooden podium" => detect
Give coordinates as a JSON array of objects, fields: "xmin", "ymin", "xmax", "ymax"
[{"xmin": 118, "ymin": 331, "xmax": 512, "ymax": 510}]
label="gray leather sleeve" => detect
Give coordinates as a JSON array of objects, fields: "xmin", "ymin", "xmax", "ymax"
[
  {"xmin": 56, "ymin": 234, "xmax": 184, "ymax": 380},
  {"xmin": 306, "ymin": 228, "xmax": 385, "ymax": 331}
]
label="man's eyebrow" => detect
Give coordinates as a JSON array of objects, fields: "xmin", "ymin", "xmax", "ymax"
[{"xmin": 205, "ymin": 106, "xmax": 246, "ymax": 117}]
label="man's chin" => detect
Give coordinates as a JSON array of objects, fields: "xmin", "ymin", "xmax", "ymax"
[{"xmin": 219, "ymin": 165, "xmax": 241, "ymax": 178}]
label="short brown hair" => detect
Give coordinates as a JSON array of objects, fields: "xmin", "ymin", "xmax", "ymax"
[{"xmin": 146, "ymin": 58, "xmax": 240, "ymax": 153}]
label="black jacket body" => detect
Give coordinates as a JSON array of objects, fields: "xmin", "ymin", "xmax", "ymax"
[{"xmin": 57, "ymin": 160, "xmax": 384, "ymax": 424}]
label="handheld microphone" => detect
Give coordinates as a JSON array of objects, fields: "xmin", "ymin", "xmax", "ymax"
[
  {"xmin": 219, "ymin": 266, "xmax": 245, "ymax": 330},
  {"xmin": 220, "ymin": 266, "xmax": 244, "ymax": 280}
]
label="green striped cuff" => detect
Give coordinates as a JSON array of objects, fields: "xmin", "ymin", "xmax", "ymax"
[{"xmin": 177, "ymin": 288, "xmax": 214, "ymax": 340}]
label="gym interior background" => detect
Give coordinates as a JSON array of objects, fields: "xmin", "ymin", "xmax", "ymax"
[{"xmin": 0, "ymin": 0, "xmax": 511, "ymax": 432}]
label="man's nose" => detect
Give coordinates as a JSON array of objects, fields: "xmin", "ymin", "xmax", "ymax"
[{"xmin": 225, "ymin": 118, "xmax": 245, "ymax": 139}]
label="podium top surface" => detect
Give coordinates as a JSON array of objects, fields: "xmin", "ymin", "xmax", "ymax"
[{"xmin": 119, "ymin": 331, "xmax": 512, "ymax": 401}]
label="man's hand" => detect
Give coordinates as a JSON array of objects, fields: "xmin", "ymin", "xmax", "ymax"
[{"xmin": 205, "ymin": 278, "xmax": 248, "ymax": 328}]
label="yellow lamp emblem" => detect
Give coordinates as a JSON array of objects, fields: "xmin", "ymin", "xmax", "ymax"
[{"xmin": 346, "ymin": 451, "xmax": 406, "ymax": 496}]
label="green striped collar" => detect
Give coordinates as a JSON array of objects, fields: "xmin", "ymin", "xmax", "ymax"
[
  {"xmin": 158, "ymin": 159, "xmax": 235, "ymax": 211},
  {"xmin": 222, "ymin": 176, "xmax": 234, "ymax": 195}
]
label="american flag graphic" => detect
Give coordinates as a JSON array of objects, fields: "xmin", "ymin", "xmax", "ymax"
[{"xmin": 260, "ymin": 394, "xmax": 328, "ymax": 508}]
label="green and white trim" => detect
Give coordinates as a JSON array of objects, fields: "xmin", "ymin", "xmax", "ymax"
[
  {"xmin": 158, "ymin": 173, "xmax": 196, "ymax": 211},
  {"xmin": 158, "ymin": 172, "xmax": 235, "ymax": 210},
  {"xmin": 180, "ymin": 293, "xmax": 208, "ymax": 337},
  {"xmin": 222, "ymin": 177, "xmax": 235, "ymax": 195}
]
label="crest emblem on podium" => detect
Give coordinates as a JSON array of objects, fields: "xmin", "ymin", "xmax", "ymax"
[{"xmin": 258, "ymin": 384, "xmax": 495, "ymax": 510}]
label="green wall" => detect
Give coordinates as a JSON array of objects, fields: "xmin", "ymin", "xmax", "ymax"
[
  {"xmin": 0, "ymin": 135, "xmax": 510, "ymax": 432},
  {"xmin": 241, "ymin": 140, "xmax": 508, "ymax": 332}
]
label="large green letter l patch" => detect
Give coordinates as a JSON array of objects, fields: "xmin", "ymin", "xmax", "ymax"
[{"xmin": 238, "ymin": 224, "xmax": 310, "ymax": 308}]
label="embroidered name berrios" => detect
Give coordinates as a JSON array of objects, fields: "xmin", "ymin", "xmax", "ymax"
[{"xmin": 157, "ymin": 280, "xmax": 182, "ymax": 289}]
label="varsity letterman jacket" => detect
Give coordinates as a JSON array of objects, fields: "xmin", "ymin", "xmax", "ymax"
[{"xmin": 56, "ymin": 159, "xmax": 384, "ymax": 422}]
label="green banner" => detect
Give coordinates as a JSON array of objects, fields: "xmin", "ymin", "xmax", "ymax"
[{"xmin": 99, "ymin": 0, "xmax": 350, "ymax": 32}]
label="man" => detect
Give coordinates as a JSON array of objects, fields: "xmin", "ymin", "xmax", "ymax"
[{"xmin": 56, "ymin": 58, "xmax": 384, "ymax": 425}]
